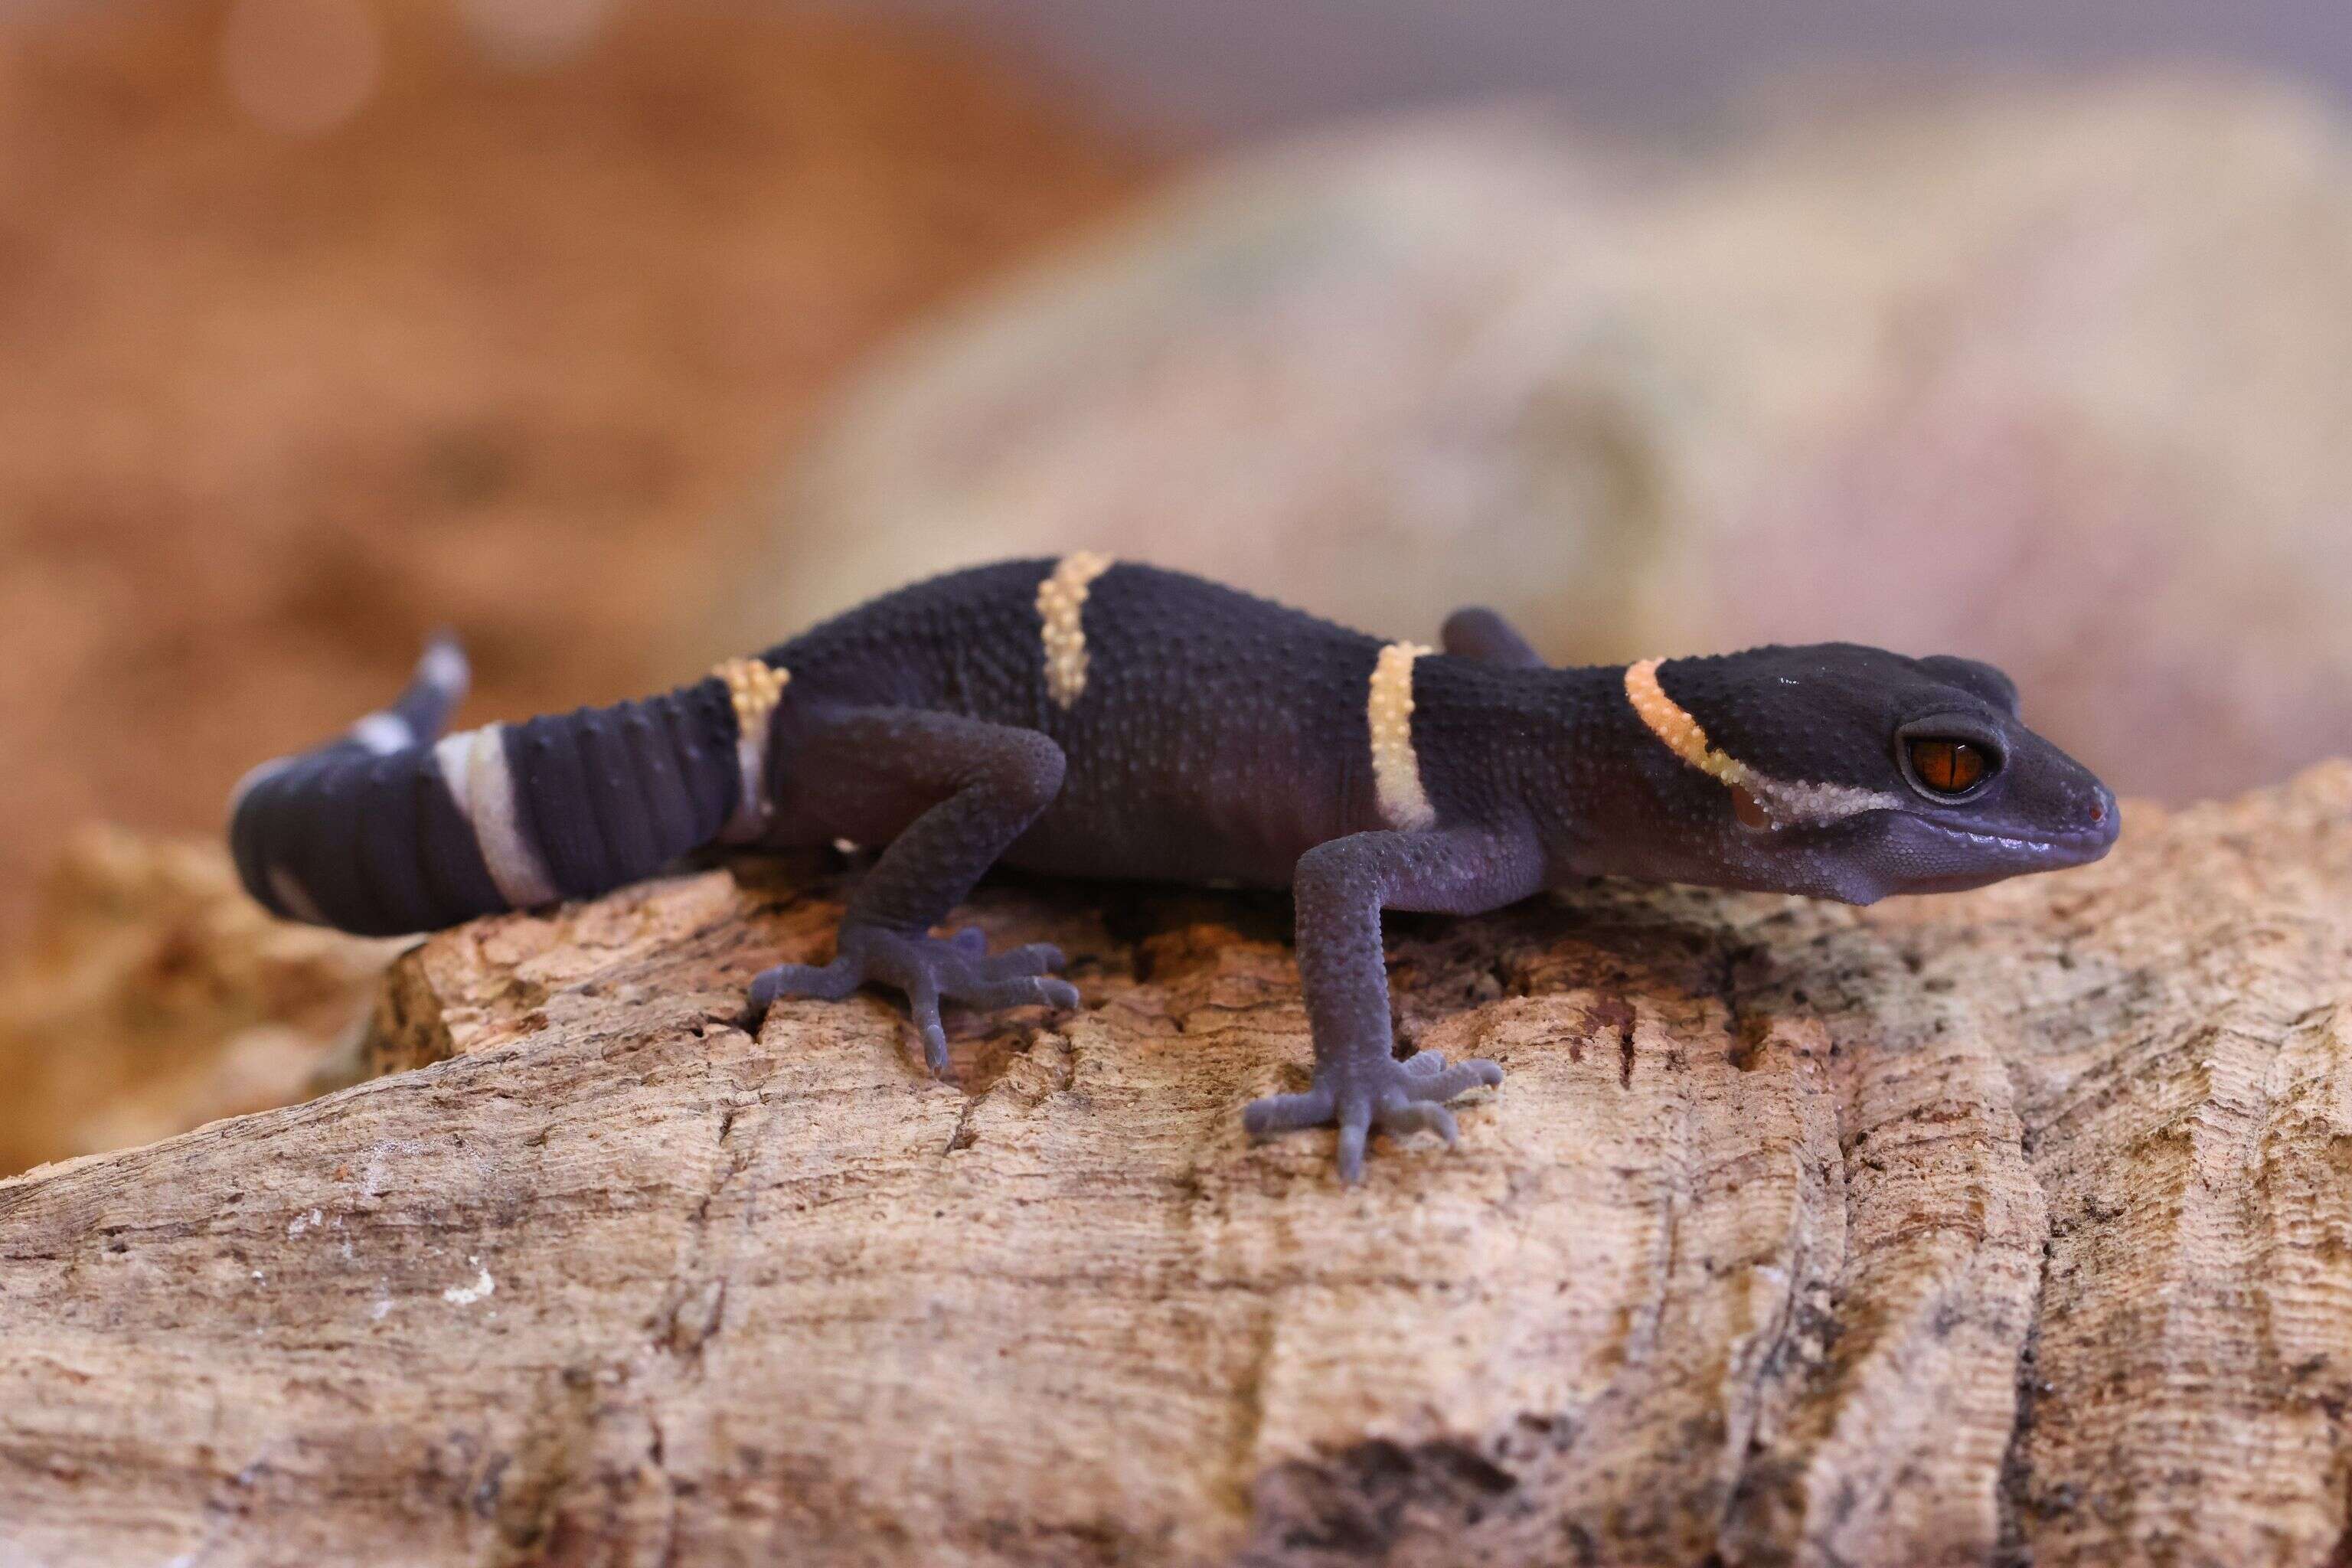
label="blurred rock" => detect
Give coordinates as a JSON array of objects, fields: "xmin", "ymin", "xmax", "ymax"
[
  {"xmin": 0, "ymin": 0, "xmax": 1146, "ymax": 943},
  {"xmin": 751, "ymin": 79, "xmax": 2352, "ymax": 801},
  {"xmin": 0, "ymin": 826, "xmax": 398, "ymax": 1176}
]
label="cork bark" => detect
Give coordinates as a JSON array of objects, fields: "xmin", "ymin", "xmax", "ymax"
[{"xmin": 7, "ymin": 768, "xmax": 2352, "ymax": 1567}]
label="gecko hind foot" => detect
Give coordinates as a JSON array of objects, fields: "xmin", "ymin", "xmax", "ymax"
[
  {"xmin": 1243, "ymin": 1050, "xmax": 1503, "ymax": 1183},
  {"xmin": 746, "ymin": 924, "xmax": 1077, "ymax": 1075}
]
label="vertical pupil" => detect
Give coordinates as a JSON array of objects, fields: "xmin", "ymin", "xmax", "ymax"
[{"xmin": 1909, "ymin": 739, "xmax": 1984, "ymax": 792}]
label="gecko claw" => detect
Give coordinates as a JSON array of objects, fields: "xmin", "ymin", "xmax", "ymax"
[{"xmin": 746, "ymin": 925, "xmax": 1079, "ymax": 1077}]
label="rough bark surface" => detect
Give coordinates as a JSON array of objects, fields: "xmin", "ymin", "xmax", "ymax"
[{"xmin": 7, "ymin": 769, "xmax": 2352, "ymax": 1567}]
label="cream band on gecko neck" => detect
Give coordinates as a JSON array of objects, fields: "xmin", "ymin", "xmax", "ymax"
[
  {"xmin": 1624, "ymin": 658, "xmax": 1899, "ymax": 828},
  {"xmin": 1624, "ymin": 658, "xmax": 1752, "ymax": 789}
]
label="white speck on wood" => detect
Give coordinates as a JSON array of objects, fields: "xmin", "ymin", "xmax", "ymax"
[{"xmin": 441, "ymin": 1266, "xmax": 495, "ymax": 1308}]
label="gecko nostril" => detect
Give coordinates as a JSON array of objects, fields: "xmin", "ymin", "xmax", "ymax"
[{"xmin": 2086, "ymin": 787, "xmax": 2122, "ymax": 843}]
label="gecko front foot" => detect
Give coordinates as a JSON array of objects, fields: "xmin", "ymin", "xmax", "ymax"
[
  {"xmin": 746, "ymin": 923, "xmax": 1079, "ymax": 1075},
  {"xmin": 1243, "ymin": 1050, "xmax": 1503, "ymax": 1183}
]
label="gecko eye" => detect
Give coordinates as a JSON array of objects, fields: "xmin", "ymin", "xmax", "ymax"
[{"xmin": 1903, "ymin": 737, "xmax": 1992, "ymax": 798}]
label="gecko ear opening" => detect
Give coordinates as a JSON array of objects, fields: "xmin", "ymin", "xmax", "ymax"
[{"xmin": 1730, "ymin": 782, "xmax": 1773, "ymax": 831}]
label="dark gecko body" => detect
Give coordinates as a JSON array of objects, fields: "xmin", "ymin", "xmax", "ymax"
[
  {"xmin": 231, "ymin": 557, "xmax": 2118, "ymax": 1180},
  {"xmin": 775, "ymin": 559, "xmax": 1491, "ymax": 881}
]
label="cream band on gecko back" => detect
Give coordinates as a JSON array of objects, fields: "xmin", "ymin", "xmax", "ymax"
[
  {"xmin": 1037, "ymin": 551, "xmax": 1114, "ymax": 709},
  {"xmin": 714, "ymin": 656, "xmax": 790, "ymax": 843},
  {"xmin": 1368, "ymin": 641, "xmax": 1437, "ymax": 830},
  {"xmin": 1624, "ymin": 658, "xmax": 1900, "ymax": 828}
]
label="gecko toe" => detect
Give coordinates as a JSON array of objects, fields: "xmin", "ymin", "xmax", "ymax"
[
  {"xmin": 1243, "ymin": 1085, "xmax": 1338, "ymax": 1137},
  {"xmin": 1376, "ymin": 1099, "xmax": 1459, "ymax": 1147},
  {"xmin": 1334, "ymin": 1108, "xmax": 1371, "ymax": 1184},
  {"xmin": 935, "ymin": 932, "xmax": 1063, "ymax": 977},
  {"xmin": 1400, "ymin": 1059, "xmax": 1503, "ymax": 1102},
  {"xmin": 900, "ymin": 973, "xmax": 952, "ymax": 1076},
  {"xmin": 746, "ymin": 957, "xmax": 859, "ymax": 1023},
  {"xmin": 956, "ymin": 975, "xmax": 1081, "ymax": 1012},
  {"xmin": 980, "ymin": 942, "xmax": 1067, "ymax": 978}
]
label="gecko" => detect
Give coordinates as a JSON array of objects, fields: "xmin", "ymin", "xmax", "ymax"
[{"xmin": 229, "ymin": 556, "xmax": 2118, "ymax": 1181}]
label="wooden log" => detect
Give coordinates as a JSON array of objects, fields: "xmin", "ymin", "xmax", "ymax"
[{"xmin": 6, "ymin": 767, "xmax": 2352, "ymax": 1566}]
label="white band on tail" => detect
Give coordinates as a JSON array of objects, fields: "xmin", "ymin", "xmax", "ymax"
[
  {"xmin": 349, "ymin": 711, "xmax": 413, "ymax": 754},
  {"xmin": 433, "ymin": 724, "xmax": 560, "ymax": 907}
]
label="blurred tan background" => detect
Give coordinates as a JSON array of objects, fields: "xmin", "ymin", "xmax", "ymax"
[{"xmin": 4, "ymin": 0, "xmax": 2350, "ymax": 1174}]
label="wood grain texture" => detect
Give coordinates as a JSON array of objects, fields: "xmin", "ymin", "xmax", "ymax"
[{"xmin": 7, "ymin": 768, "xmax": 2352, "ymax": 1566}]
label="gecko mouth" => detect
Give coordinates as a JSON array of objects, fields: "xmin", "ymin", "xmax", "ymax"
[{"xmin": 1908, "ymin": 817, "xmax": 2116, "ymax": 861}]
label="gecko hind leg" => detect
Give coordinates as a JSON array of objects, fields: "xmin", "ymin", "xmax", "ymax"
[{"xmin": 743, "ymin": 706, "xmax": 1078, "ymax": 1076}]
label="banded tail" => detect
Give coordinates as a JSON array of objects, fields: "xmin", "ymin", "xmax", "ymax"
[{"xmin": 228, "ymin": 638, "xmax": 779, "ymax": 936}]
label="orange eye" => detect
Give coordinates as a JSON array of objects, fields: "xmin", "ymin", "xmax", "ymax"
[{"xmin": 1906, "ymin": 737, "xmax": 1988, "ymax": 795}]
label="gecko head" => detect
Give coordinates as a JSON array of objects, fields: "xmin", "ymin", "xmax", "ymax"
[{"xmin": 1614, "ymin": 644, "xmax": 2118, "ymax": 903}]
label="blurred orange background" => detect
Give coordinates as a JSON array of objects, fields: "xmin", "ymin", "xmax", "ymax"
[
  {"xmin": 0, "ymin": 0, "xmax": 1143, "ymax": 947},
  {"xmin": 5, "ymin": 0, "xmax": 2350, "ymax": 1174}
]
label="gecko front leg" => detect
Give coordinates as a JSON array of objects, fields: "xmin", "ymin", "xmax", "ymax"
[{"xmin": 1246, "ymin": 825, "xmax": 1546, "ymax": 1181}]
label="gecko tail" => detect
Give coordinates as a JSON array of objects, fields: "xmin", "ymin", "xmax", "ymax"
[
  {"xmin": 379, "ymin": 629, "xmax": 470, "ymax": 749},
  {"xmin": 227, "ymin": 639, "xmax": 757, "ymax": 936}
]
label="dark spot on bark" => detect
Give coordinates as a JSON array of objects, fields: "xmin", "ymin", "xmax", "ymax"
[
  {"xmin": 1243, "ymin": 1436, "xmax": 1521, "ymax": 1563},
  {"xmin": 471, "ymin": 1453, "xmax": 511, "ymax": 1518}
]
